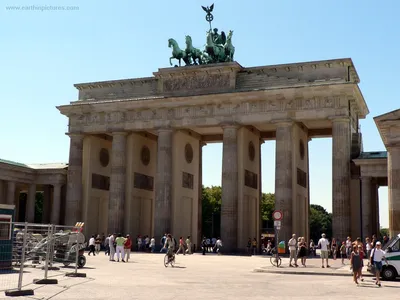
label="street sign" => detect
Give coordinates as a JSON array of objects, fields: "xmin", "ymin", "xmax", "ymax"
[
  {"xmin": 272, "ymin": 210, "xmax": 283, "ymax": 221},
  {"xmin": 274, "ymin": 220, "xmax": 281, "ymax": 227},
  {"xmin": 276, "ymin": 226, "xmax": 281, "ymax": 230}
]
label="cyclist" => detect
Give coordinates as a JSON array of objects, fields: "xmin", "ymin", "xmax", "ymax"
[{"xmin": 163, "ymin": 234, "xmax": 175, "ymax": 262}]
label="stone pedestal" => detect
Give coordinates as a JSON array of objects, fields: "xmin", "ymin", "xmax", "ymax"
[
  {"xmin": 51, "ymin": 184, "xmax": 62, "ymax": 225},
  {"xmin": 27, "ymin": 184, "xmax": 36, "ymax": 223},
  {"xmin": 361, "ymin": 176, "xmax": 372, "ymax": 239},
  {"xmin": 65, "ymin": 134, "xmax": 84, "ymax": 225},
  {"xmin": 388, "ymin": 146, "xmax": 400, "ymax": 238},
  {"xmin": 154, "ymin": 129, "xmax": 173, "ymax": 242},
  {"xmin": 108, "ymin": 132, "xmax": 127, "ymax": 234},
  {"xmin": 221, "ymin": 125, "xmax": 239, "ymax": 252},
  {"xmin": 7, "ymin": 181, "xmax": 16, "ymax": 205},
  {"xmin": 332, "ymin": 118, "xmax": 351, "ymax": 241},
  {"xmin": 274, "ymin": 122, "xmax": 293, "ymax": 244}
]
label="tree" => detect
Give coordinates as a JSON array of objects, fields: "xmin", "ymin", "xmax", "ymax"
[
  {"xmin": 309, "ymin": 204, "xmax": 332, "ymax": 242},
  {"xmin": 261, "ymin": 193, "xmax": 275, "ymax": 229},
  {"xmin": 201, "ymin": 186, "xmax": 222, "ymax": 237},
  {"xmin": 380, "ymin": 228, "xmax": 389, "ymax": 238}
]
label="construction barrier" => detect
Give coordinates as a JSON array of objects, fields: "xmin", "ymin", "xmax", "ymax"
[{"xmin": 0, "ymin": 221, "xmax": 87, "ymax": 297}]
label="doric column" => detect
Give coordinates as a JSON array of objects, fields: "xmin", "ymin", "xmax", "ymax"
[
  {"xmin": 154, "ymin": 129, "xmax": 173, "ymax": 242},
  {"xmin": 374, "ymin": 183, "xmax": 380, "ymax": 238},
  {"xmin": 26, "ymin": 184, "xmax": 36, "ymax": 223},
  {"xmin": 7, "ymin": 181, "xmax": 16, "ymax": 205},
  {"xmin": 221, "ymin": 124, "xmax": 239, "ymax": 252},
  {"xmin": 51, "ymin": 184, "xmax": 62, "ymax": 225},
  {"xmin": 108, "ymin": 132, "xmax": 127, "ymax": 234},
  {"xmin": 259, "ymin": 138, "xmax": 264, "ymax": 251},
  {"xmin": 332, "ymin": 117, "xmax": 351, "ymax": 241},
  {"xmin": 197, "ymin": 141, "xmax": 206, "ymax": 246},
  {"xmin": 42, "ymin": 185, "xmax": 51, "ymax": 223},
  {"xmin": 361, "ymin": 176, "xmax": 372, "ymax": 239},
  {"xmin": 274, "ymin": 121, "xmax": 293, "ymax": 244},
  {"xmin": 65, "ymin": 133, "xmax": 84, "ymax": 225},
  {"xmin": 388, "ymin": 146, "xmax": 400, "ymax": 238},
  {"xmin": 0, "ymin": 180, "xmax": 4, "ymax": 204}
]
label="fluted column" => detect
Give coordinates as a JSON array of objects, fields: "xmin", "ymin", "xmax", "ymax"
[
  {"xmin": 0, "ymin": 180, "xmax": 4, "ymax": 204},
  {"xmin": 221, "ymin": 125, "xmax": 239, "ymax": 252},
  {"xmin": 108, "ymin": 132, "xmax": 127, "ymax": 234},
  {"xmin": 7, "ymin": 181, "xmax": 16, "ymax": 205},
  {"xmin": 154, "ymin": 129, "xmax": 173, "ymax": 242},
  {"xmin": 197, "ymin": 141, "xmax": 206, "ymax": 246},
  {"xmin": 65, "ymin": 133, "xmax": 84, "ymax": 225},
  {"xmin": 274, "ymin": 121, "xmax": 293, "ymax": 244},
  {"xmin": 26, "ymin": 184, "xmax": 36, "ymax": 223},
  {"xmin": 374, "ymin": 184, "xmax": 380, "ymax": 238},
  {"xmin": 388, "ymin": 146, "xmax": 400, "ymax": 238},
  {"xmin": 332, "ymin": 117, "xmax": 351, "ymax": 241},
  {"xmin": 51, "ymin": 184, "xmax": 62, "ymax": 225},
  {"xmin": 361, "ymin": 176, "xmax": 372, "ymax": 239}
]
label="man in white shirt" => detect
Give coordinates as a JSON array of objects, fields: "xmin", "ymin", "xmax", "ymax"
[
  {"xmin": 109, "ymin": 234, "xmax": 116, "ymax": 261},
  {"xmin": 288, "ymin": 234, "xmax": 298, "ymax": 267},
  {"xmin": 370, "ymin": 241, "xmax": 387, "ymax": 287},
  {"xmin": 318, "ymin": 233, "xmax": 330, "ymax": 268},
  {"xmin": 88, "ymin": 235, "xmax": 96, "ymax": 256}
]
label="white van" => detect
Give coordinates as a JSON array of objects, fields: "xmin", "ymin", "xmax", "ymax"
[{"xmin": 380, "ymin": 233, "xmax": 400, "ymax": 280}]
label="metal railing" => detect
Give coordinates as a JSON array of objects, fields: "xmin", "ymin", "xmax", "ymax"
[{"xmin": 0, "ymin": 221, "xmax": 87, "ymax": 297}]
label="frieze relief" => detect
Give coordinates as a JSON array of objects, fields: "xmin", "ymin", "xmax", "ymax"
[
  {"xmin": 163, "ymin": 74, "xmax": 230, "ymax": 92},
  {"xmin": 69, "ymin": 96, "xmax": 345, "ymax": 127}
]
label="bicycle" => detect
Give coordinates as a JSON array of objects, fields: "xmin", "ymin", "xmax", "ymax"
[
  {"xmin": 164, "ymin": 253, "xmax": 175, "ymax": 267},
  {"xmin": 269, "ymin": 247, "xmax": 282, "ymax": 267}
]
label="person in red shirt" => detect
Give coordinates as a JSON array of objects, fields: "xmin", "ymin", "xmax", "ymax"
[
  {"xmin": 124, "ymin": 235, "xmax": 132, "ymax": 262},
  {"xmin": 357, "ymin": 244, "xmax": 365, "ymax": 282}
]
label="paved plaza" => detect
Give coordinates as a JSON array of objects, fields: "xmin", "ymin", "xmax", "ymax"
[{"xmin": 1, "ymin": 253, "xmax": 399, "ymax": 299}]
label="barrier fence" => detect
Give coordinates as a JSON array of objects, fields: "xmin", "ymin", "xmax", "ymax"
[{"xmin": 0, "ymin": 221, "xmax": 87, "ymax": 297}]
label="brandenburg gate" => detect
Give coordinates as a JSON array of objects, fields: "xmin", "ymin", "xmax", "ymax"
[
  {"xmin": 57, "ymin": 58, "xmax": 368, "ymax": 252},
  {"xmin": 56, "ymin": 5, "xmax": 369, "ymax": 252}
]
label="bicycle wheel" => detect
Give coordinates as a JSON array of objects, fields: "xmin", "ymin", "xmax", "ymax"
[
  {"xmin": 164, "ymin": 255, "xmax": 169, "ymax": 267},
  {"xmin": 270, "ymin": 256, "xmax": 282, "ymax": 267},
  {"xmin": 170, "ymin": 255, "xmax": 175, "ymax": 267}
]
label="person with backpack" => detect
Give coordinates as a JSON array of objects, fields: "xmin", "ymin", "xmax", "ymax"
[{"xmin": 370, "ymin": 241, "xmax": 387, "ymax": 287}]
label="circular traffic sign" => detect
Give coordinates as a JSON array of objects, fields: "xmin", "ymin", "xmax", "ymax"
[{"xmin": 272, "ymin": 210, "xmax": 283, "ymax": 221}]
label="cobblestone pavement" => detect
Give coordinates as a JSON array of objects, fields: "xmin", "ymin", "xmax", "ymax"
[{"xmin": 2, "ymin": 253, "xmax": 400, "ymax": 299}]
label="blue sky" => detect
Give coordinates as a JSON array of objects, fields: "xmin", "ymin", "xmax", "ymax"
[{"xmin": 1, "ymin": 0, "xmax": 399, "ymax": 228}]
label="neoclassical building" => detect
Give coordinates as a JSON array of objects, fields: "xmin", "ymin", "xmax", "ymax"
[
  {"xmin": 1, "ymin": 59, "xmax": 399, "ymax": 252},
  {"xmin": 57, "ymin": 59, "xmax": 370, "ymax": 252},
  {"xmin": 0, "ymin": 160, "xmax": 67, "ymax": 224}
]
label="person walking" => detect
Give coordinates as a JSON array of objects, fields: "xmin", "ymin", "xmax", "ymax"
[
  {"xmin": 318, "ymin": 233, "xmax": 330, "ymax": 268},
  {"xmin": 350, "ymin": 245, "xmax": 362, "ymax": 285},
  {"xmin": 109, "ymin": 233, "xmax": 116, "ymax": 261},
  {"xmin": 288, "ymin": 234, "xmax": 298, "ymax": 267},
  {"xmin": 95, "ymin": 235, "xmax": 102, "ymax": 254},
  {"xmin": 150, "ymin": 236, "xmax": 156, "ymax": 253},
  {"xmin": 176, "ymin": 237, "xmax": 186, "ymax": 255},
  {"xmin": 88, "ymin": 235, "xmax": 96, "ymax": 256},
  {"xmin": 298, "ymin": 237, "xmax": 307, "ymax": 267},
  {"xmin": 115, "ymin": 233, "xmax": 126, "ymax": 262},
  {"xmin": 185, "ymin": 236, "xmax": 192, "ymax": 254},
  {"xmin": 124, "ymin": 234, "xmax": 132, "ymax": 262},
  {"xmin": 331, "ymin": 238, "xmax": 337, "ymax": 260},
  {"xmin": 370, "ymin": 241, "xmax": 387, "ymax": 287},
  {"xmin": 365, "ymin": 237, "xmax": 372, "ymax": 266}
]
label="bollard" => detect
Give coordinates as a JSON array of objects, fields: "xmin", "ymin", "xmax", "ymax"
[
  {"xmin": 66, "ymin": 232, "xmax": 86, "ymax": 278},
  {"xmin": 33, "ymin": 224, "xmax": 58, "ymax": 285},
  {"xmin": 5, "ymin": 222, "xmax": 34, "ymax": 297}
]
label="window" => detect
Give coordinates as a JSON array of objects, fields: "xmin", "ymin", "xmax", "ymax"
[{"xmin": 0, "ymin": 215, "xmax": 12, "ymax": 240}]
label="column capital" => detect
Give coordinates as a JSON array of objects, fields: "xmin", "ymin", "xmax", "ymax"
[
  {"xmin": 155, "ymin": 127, "xmax": 174, "ymax": 133},
  {"xmin": 329, "ymin": 116, "xmax": 350, "ymax": 123},
  {"xmin": 271, "ymin": 119, "xmax": 294, "ymax": 127},
  {"xmin": 66, "ymin": 132, "xmax": 84, "ymax": 139},
  {"xmin": 200, "ymin": 141, "xmax": 207, "ymax": 147},
  {"xmin": 220, "ymin": 121, "xmax": 240, "ymax": 129},
  {"xmin": 111, "ymin": 131, "xmax": 128, "ymax": 137}
]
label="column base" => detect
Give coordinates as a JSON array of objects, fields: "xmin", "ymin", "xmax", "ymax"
[
  {"xmin": 5, "ymin": 289, "xmax": 34, "ymax": 297},
  {"xmin": 33, "ymin": 278, "xmax": 58, "ymax": 284}
]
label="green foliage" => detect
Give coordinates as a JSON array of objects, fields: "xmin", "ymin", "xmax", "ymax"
[
  {"xmin": 309, "ymin": 204, "xmax": 332, "ymax": 242},
  {"xmin": 380, "ymin": 228, "xmax": 389, "ymax": 237},
  {"xmin": 201, "ymin": 187, "xmax": 331, "ymax": 242}
]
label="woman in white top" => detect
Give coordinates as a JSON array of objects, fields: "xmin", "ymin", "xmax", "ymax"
[{"xmin": 370, "ymin": 241, "xmax": 387, "ymax": 287}]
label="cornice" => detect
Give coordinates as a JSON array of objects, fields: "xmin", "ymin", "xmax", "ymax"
[{"xmin": 73, "ymin": 77, "xmax": 156, "ymax": 91}]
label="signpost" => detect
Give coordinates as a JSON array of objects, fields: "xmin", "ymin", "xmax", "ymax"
[{"xmin": 272, "ymin": 210, "xmax": 283, "ymax": 268}]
